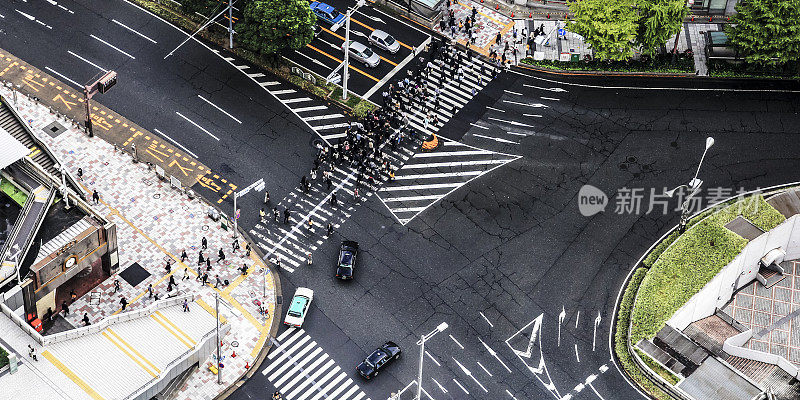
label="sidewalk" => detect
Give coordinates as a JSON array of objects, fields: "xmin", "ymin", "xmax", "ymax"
[
  {"xmin": 433, "ymin": 0, "xmax": 521, "ymax": 62},
  {"xmin": 667, "ymin": 22, "xmax": 723, "ymax": 76},
  {"xmin": 1, "ymin": 86, "xmax": 278, "ymax": 400}
]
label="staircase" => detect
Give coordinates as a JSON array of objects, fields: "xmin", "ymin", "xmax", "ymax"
[{"xmin": 0, "ymin": 101, "xmax": 58, "ymax": 176}]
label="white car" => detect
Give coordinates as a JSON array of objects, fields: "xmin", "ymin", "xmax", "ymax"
[
  {"xmin": 342, "ymin": 41, "xmax": 380, "ymax": 68},
  {"xmin": 368, "ymin": 30, "xmax": 400, "ymax": 54},
  {"xmin": 284, "ymin": 287, "xmax": 314, "ymax": 327}
]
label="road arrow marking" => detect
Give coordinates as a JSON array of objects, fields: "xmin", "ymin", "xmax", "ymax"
[
  {"xmin": 558, "ymin": 306, "xmax": 566, "ymax": 347},
  {"xmin": 593, "ymin": 312, "xmax": 601, "ymax": 352}
]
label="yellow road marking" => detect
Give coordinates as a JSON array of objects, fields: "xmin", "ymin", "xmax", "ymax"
[
  {"xmin": 150, "ymin": 313, "xmax": 194, "ymax": 349},
  {"xmin": 41, "ymin": 350, "xmax": 105, "ymax": 400},
  {"xmin": 321, "ymin": 27, "xmax": 397, "ymax": 67},
  {"xmin": 155, "ymin": 310, "xmax": 197, "ymax": 346},
  {"xmin": 105, "ymin": 328, "xmax": 161, "ymax": 376},
  {"xmin": 306, "ymin": 44, "xmax": 380, "ymax": 82},
  {"xmin": 349, "ymin": 17, "xmax": 413, "ymax": 50},
  {"xmin": 195, "ymin": 297, "xmax": 228, "ymax": 325},
  {"xmin": 101, "ymin": 331, "xmax": 157, "ymax": 377}
]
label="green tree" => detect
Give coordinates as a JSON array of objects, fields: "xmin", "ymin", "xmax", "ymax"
[
  {"xmin": 181, "ymin": 0, "xmax": 223, "ymax": 17},
  {"xmin": 635, "ymin": 0, "xmax": 687, "ymax": 56},
  {"xmin": 569, "ymin": 0, "xmax": 638, "ymax": 61},
  {"xmin": 725, "ymin": 0, "xmax": 800, "ymax": 70},
  {"xmin": 237, "ymin": 0, "xmax": 316, "ymax": 55}
]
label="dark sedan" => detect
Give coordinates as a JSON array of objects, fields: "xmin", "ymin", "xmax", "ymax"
[
  {"xmin": 336, "ymin": 240, "xmax": 358, "ymax": 279},
  {"xmin": 356, "ymin": 341, "xmax": 401, "ymax": 379}
]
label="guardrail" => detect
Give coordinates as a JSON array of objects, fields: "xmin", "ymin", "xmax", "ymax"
[
  {"xmin": 0, "ymin": 301, "xmax": 46, "ymax": 345},
  {"xmin": 41, "ymin": 293, "xmax": 194, "ymax": 346},
  {"xmin": 723, "ymin": 329, "xmax": 800, "ymax": 380}
]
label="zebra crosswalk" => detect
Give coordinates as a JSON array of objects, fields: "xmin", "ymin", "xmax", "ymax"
[
  {"xmin": 263, "ymin": 329, "xmax": 371, "ymax": 400},
  {"xmin": 378, "ymin": 138, "xmax": 519, "ymax": 225},
  {"xmin": 248, "ymin": 134, "xmax": 418, "ymax": 272}
]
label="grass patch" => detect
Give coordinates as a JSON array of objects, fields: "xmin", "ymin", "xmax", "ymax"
[
  {"xmin": 630, "ymin": 195, "xmax": 785, "ymax": 345},
  {"xmin": 1, "ymin": 178, "xmax": 27, "ymax": 206},
  {"xmin": 521, "ymin": 54, "xmax": 694, "ymax": 74},
  {"xmin": 614, "ymin": 267, "xmax": 673, "ymax": 399},
  {"xmin": 0, "ymin": 346, "xmax": 8, "ymax": 369}
]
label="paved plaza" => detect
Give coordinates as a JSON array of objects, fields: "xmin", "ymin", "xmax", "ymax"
[{"xmin": 1, "ymin": 87, "xmax": 278, "ymax": 400}]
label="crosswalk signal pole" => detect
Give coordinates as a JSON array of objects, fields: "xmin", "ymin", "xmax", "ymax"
[
  {"xmin": 228, "ymin": 0, "xmax": 234, "ymax": 49},
  {"xmin": 216, "ymin": 293, "xmax": 221, "ymax": 384}
]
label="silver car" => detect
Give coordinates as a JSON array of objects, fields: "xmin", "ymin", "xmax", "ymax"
[
  {"xmin": 342, "ymin": 41, "xmax": 380, "ymax": 68},
  {"xmin": 368, "ymin": 29, "xmax": 400, "ymax": 54}
]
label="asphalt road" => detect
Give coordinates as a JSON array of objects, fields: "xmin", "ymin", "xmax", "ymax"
[
  {"xmin": 235, "ymin": 69, "xmax": 800, "ymax": 400},
  {"xmin": 6, "ymin": 1, "xmax": 800, "ymax": 399}
]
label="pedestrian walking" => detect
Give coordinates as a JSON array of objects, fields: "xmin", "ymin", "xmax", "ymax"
[
  {"xmin": 327, "ymin": 222, "xmax": 334, "ymax": 236},
  {"xmin": 182, "ymin": 299, "xmax": 190, "ymax": 312},
  {"xmin": 201, "ymin": 236, "xmax": 208, "ymax": 250},
  {"xmin": 214, "ymin": 274, "xmax": 222, "ymax": 288},
  {"xmin": 330, "ymin": 192, "xmax": 338, "ymax": 206},
  {"xmin": 283, "ymin": 208, "xmax": 291, "ymax": 224},
  {"xmin": 197, "ymin": 251, "xmax": 205, "ymax": 265},
  {"xmin": 259, "ymin": 208, "xmax": 266, "ymax": 222},
  {"xmin": 472, "ymin": 6, "xmax": 477, "ymax": 19},
  {"xmin": 245, "ymin": 243, "xmax": 251, "ymax": 257},
  {"xmin": 77, "ymin": 167, "xmax": 83, "ymax": 181},
  {"xmin": 275, "ymin": 257, "xmax": 282, "ymax": 271},
  {"xmin": 183, "ymin": 267, "xmax": 190, "ymax": 280},
  {"xmin": 82, "ymin": 313, "xmax": 90, "ymax": 326},
  {"xmin": 113, "ymin": 279, "xmax": 120, "ymax": 292},
  {"xmin": 148, "ymin": 283, "xmax": 153, "ymax": 298},
  {"xmin": 310, "ymin": 169, "xmax": 317, "ymax": 181},
  {"xmin": 165, "ymin": 259, "xmax": 171, "ymax": 274},
  {"xmin": 28, "ymin": 344, "xmax": 38, "ymax": 361},
  {"xmin": 264, "ymin": 190, "xmax": 270, "ymax": 204},
  {"xmin": 218, "ymin": 248, "xmax": 225, "ymax": 262},
  {"xmin": 92, "ymin": 190, "xmax": 100, "ymax": 205},
  {"xmin": 206, "ymin": 257, "xmax": 211, "ymax": 271},
  {"xmin": 181, "ymin": 249, "xmax": 188, "ymax": 263},
  {"xmin": 496, "ymin": 32, "xmax": 502, "ymax": 45},
  {"xmin": 168, "ymin": 275, "xmax": 176, "ymax": 288},
  {"xmin": 232, "ymin": 239, "xmax": 240, "ymax": 253},
  {"xmin": 61, "ymin": 301, "xmax": 69, "ymax": 316},
  {"xmin": 201, "ymin": 273, "xmax": 209, "ymax": 286},
  {"xmin": 273, "ymin": 207, "xmax": 280, "ymax": 222},
  {"xmin": 354, "ymin": 187, "xmax": 360, "ymax": 200},
  {"xmin": 306, "ymin": 253, "xmax": 313, "ymax": 265},
  {"xmin": 120, "ymin": 297, "xmax": 128, "ymax": 311}
]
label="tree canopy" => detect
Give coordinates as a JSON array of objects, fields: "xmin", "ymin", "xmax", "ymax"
[
  {"xmin": 237, "ymin": 0, "xmax": 317, "ymax": 55},
  {"xmin": 725, "ymin": 0, "xmax": 800, "ymax": 67},
  {"xmin": 635, "ymin": 0, "xmax": 687, "ymax": 55},
  {"xmin": 568, "ymin": 0, "xmax": 638, "ymax": 61}
]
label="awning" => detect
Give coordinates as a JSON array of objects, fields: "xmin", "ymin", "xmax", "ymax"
[{"xmin": 0, "ymin": 126, "xmax": 29, "ymax": 170}]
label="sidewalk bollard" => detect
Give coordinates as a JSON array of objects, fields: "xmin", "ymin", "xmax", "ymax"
[
  {"xmin": 511, "ymin": 11, "xmax": 514, "ymax": 17},
  {"xmin": 547, "ymin": 13, "xmax": 550, "ymax": 18},
  {"xmin": 708, "ymin": 16, "xmax": 713, "ymax": 22},
  {"xmin": 495, "ymin": 4, "xmax": 499, "ymax": 9},
  {"xmin": 529, "ymin": 12, "xmax": 532, "ymax": 18},
  {"xmin": 244, "ymin": 360, "xmax": 250, "ymax": 369}
]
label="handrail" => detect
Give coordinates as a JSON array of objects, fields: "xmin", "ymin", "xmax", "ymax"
[{"xmin": 0, "ymin": 301, "xmax": 45, "ymax": 345}]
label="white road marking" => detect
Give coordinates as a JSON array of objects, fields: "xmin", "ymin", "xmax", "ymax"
[
  {"xmin": 479, "ymin": 311, "xmax": 494, "ymax": 328},
  {"xmin": 414, "ymin": 150, "xmax": 492, "ymax": 158},
  {"xmin": 522, "ymin": 83, "xmax": 568, "ymax": 92},
  {"xmin": 425, "ymin": 351, "xmax": 441, "ymax": 366},
  {"xmin": 90, "ymin": 34, "xmax": 136, "ymax": 59},
  {"xmin": 523, "ymin": 113, "xmax": 542, "ymax": 118},
  {"xmin": 503, "ymin": 99, "xmax": 547, "ymax": 108},
  {"xmin": 44, "ymin": 67, "xmax": 81, "ymax": 88},
  {"xmin": 276, "ymin": 327, "xmax": 298, "ymax": 342},
  {"xmin": 479, "ymin": 337, "xmax": 512, "ymax": 373},
  {"xmin": 469, "ymin": 122, "xmax": 489, "ymax": 130},
  {"xmin": 260, "ymin": 81, "xmax": 281, "ymax": 87},
  {"xmin": 402, "ymin": 159, "xmax": 510, "ymax": 169},
  {"xmin": 175, "ymin": 111, "xmax": 220, "ymax": 140},
  {"xmin": 321, "ymin": 133, "xmax": 347, "ymax": 140},
  {"xmin": 247, "ymin": 72, "xmax": 265, "ymax": 78},
  {"xmin": 112, "ymin": 19, "xmax": 157, "ymax": 43},
  {"xmin": 235, "ymin": 64, "xmax": 249, "ymax": 70},
  {"xmin": 0, "ymin": 13, "xmax": 4, "ymax": 19},
  {"xmin": 486, "ymin": 106, "xmax": 505, "ymax": 113},
  {"xmin": 453, "ymin": 357, "xmax": 488, "ymax": 392},
  {"xmin": 432, "ymin": 377, "xmax": 448, "ymax": 393},
  {"xmin": 15, "ymin": 10, "xmax": 52, "ymax": 29},
  {"xmin": 574, "ymin": 344, "xmax": 580, "ymax": 363},
  {"xmin": 303, "ymin": 113, "xmax": 343, "ymax": 122},
  {"xmin": 453, "ymin": 379, "xmax": 470, "ymax": 394},
  {"xmin": 282, "ymin": 97, "xmax": 312, "ymax": 104},
  {"xmin": 506, "ymin": 131, "xmax": 529, "ymax": 137},
  {"xmin": 449, "ymin": 334, "xmax": 464, "ymax": 349},
  {"xmin": 504, "ymin": 89, "xmax": 523, "ymax": 96},
  {"xmin": 271, "ymin": 89, "xmax": 296, "ymax": 95},
  {"xmin": 599, "ymin": 364, "xmax": 609, "ymax": 373},
  {"xmin": 473, "ymin": 133, "xmax": 518, "ymax": 144},
  {"xmin": 506, "ymin": 389, "xmax": 519, "ymax": 400},
  {"xmin": 575, "ymin": 311, "xmax": 580, "ymax": 328},
  {"xmin": 477, "ymin": 361, "xmax": 493, "ymax": 377},
  {"xmin": 488, "ymin": 117, "xmax": 534, "ymax": 127},
  {"xmin": 589, "ymin": 383, "xmax": 606, "ymax": 400},
  {"xmin": 381, "ymin": 194, "xmax": 444, "ymax": 202},
  {"xmin": 154, "ymin": 128, "xmax": 198, "ymax": 158},
  {"xmin": 68, "ymin": 50, "xmax": 108, "ymax": 72},
  {"xmin": 197, "ymin": 95, "xmax": 242, "ymax": 124},
  {"xmin": 541, "ymin": 96, "xmax": 560, "ymax": 101},
  {"xmin": 293, "ymin": 50, "xmax": 332, "ymax": 70},
  {"xmin": 380, "ymin": 182, "xmax": 462, "ymax": 191},
  {"xmin": 294, "ymin": 105, "xmax": 328, "ymax": 112},
  {"xmin": 392, "ymin": 171, "xmax": 483, "ymax": 181},
  {"xmin": 311, "ymin": 123, "xmax": 350, "ymax": 130},
  {"xmin": 390, "ymin": 206, "xmax": 427, "ymax": 213}
]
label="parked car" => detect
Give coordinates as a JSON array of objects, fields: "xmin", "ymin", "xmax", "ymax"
[
  {"xmin": 284, "ymin": 287, "xmax": 314, "ymax": 327},
  {"xmin": 357, "ymin": 341, "xmax": 401, "ymax": 379},
  {"xmin": 341, "ymin": 41, "xmax": 380, "ymax": 68},
  {"xmin": 309, "ymin": 2, "xmax": 345, "ymax": 26},
  {"xmin": 368, "ymin": 30, "xmax": 400, "ymax": 54},
  {"xmin": 336, "ymin": 240, "xmax": 359, "ymax": 280}
]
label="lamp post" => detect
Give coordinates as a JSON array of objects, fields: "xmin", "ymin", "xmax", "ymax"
[
  {"xmin": 665, "ymin": 137, "xmax": 714, "ymax": 233},
  {"xmin": 416, "ymin": 322, "xmax": 448, "ymax": 400},
  {"xmin": 333, "ymin": 0, "xmax": 365, "ymax": 101}
]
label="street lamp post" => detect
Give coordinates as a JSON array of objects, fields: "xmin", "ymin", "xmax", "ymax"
[
  {"xmin": 666, "ymin": 136, "xmax": 715, "ymax": 233},
  {"xmin": 334, "ymin": 0, "xmax": 365, "ymax": 101},
  {"xmin": 416, "ymin": 322, "xmax": 448, "ymax": 400}
]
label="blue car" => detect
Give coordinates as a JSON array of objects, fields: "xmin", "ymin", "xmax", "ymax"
[{"xmin": 310, "ymin": 1, "xmax": 345, "ymax": 26}]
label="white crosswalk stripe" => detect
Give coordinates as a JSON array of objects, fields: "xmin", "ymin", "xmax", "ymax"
[
  {"xmin": 263, "ymin": 329, "xmax": 372, "ymax": 400},
  {"xmin": 271, "ymin": 89, "xmax": 296, "ymax": 95}
]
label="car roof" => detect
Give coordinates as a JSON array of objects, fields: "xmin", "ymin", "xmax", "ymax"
[
  {"xmin": 349, "ymin": 42, "xmax": 367, "ymax": 52},
  {"xmin": 370, "ymin": 30, "xmax": 390, "ymax": 39},
  {"xmin": 312, "ymin": 2, "xmax": 336, "ymax": 14},
  {"xmin": 288, "ymin": 296, "xmax": 308, "ymax": 313},
  {"xmin": 295, "ymin": 287, "xmax": 314, "ymax": 298}
]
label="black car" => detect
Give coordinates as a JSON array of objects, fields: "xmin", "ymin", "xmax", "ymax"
[
  {"xmin": 336, "ymin": 240, "xmax": 358, "ymax": 279},
  {"xmin": 357, "ymin": 341, "xmax": 401, "ymax": 379}
]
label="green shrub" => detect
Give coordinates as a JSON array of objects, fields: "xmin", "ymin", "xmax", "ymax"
[
  {"xmin": 521, "ymin": 54, "xmax": 694, "ymax": 73},
  {"xmin": 630, "ymin": 195, "xmax": 785, "ymax": 345},
  {"xmin": 707, "ymin": 59, "xmax": 800, "ymax": 79},
  {"xmin": 0, "ymin": 347, "xmax": 7, "ymax": 369}
]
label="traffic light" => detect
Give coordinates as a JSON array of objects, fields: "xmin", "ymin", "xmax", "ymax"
[{"xmin": 97, "ymin": 71, "xmax": 117, "ymax": 94}]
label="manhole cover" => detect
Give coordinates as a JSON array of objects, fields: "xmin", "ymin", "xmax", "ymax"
[
  {"xmin": 153, "ymin": 193, "xmax": 161, "ymax": 199},
  {"xmin": 202, "ymin": 225, "xmax": 209, "ymax": 231},
  {"xmin": 231, "ymin": 341, "xmax": 239, "ymax": 348}
]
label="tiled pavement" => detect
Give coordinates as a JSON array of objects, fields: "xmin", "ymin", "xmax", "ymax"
[
  {"xmin": 2, "ymin": 87, "xmax": 277, "ymax": 400},
  {"xmin": 433, "ymin": 0, "xmax": 518, "ymax": 62},
  {"xmin": 723, "ymin": 261, "xmax": 800, "ymax": 366}
]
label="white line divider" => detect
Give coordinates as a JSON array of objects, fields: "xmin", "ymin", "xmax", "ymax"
[
  {"xmin": 153, "ymin": 128, "xmax": 198, "ymax": 158},
  {"xmin": 68, "ymin": 50, "xmax": 108, "ymax": 72},
  {"xmin": 175, "ymin": 111, "xmax": 220, "ymax": 140},
  {"xmin": 90, "ymin": 34, "xmax": 136, "ymax": 59},
  {"xmin": 44, "ymin": 67, "xmax": 82, "ymax": 88},
  {"xmin": 197, "ymin": 95, "xmax": 242, "ymax": 124},
  {"xmin": 112, "ymin": 19, "xmax": 158, "ymax": 43}
]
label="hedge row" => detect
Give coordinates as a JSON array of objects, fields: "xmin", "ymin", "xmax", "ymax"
[
  {"xmin": 0, "ymin": 347, "xmax": 8, "ymax": 369},
  {"xmin": 521, "ymin": 54, "xmax": 694, "ymax": 74}
]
